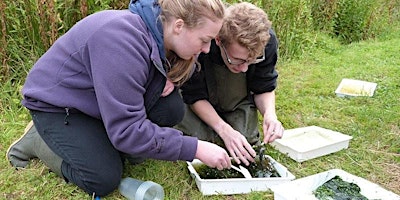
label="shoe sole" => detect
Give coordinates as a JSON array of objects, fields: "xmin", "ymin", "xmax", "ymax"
[{"xmin": 5, "ymin": 121, "xmax": 34, "ymax": 163}]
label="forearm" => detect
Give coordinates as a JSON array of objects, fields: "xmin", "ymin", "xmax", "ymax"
[
  {"xmin": 189, "ymin": 100, "xmax": 229, "ymax": 137},
  {"xmin": 254, "ymin": 91, "xmax": 277, "ymax": 120},
  {"xmin": 254, "ymin": 90, "xmax": 285, "ymax": 143},
  {"xmin": 191, "ymin": 100, "xmax": 256, "ymax": 165}
]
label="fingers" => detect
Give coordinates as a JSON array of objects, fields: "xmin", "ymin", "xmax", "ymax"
[
  {"xmin": 263, "ymin": 123, "xmax": 284, "ymax": 143},
  {"xmin": 270, "ymin": 126, "xmax": 284, "ymax": 141},
  {"xmin": 215, "ymin": 152, "xmax": 231, "ymax": 170},
  {"xmin": 196, "ymin": 140, "xmax": 231, "ymax": 170},
  {"xmin": 243, "ymin": 141, "xmax": 256, "ymax": 157},
  {"xmin": 228, "ymin": 143, "xmax": 255, "ymax": 166},
  {"xmin": 216, "ymin": 156, "xmax": 231, "ymax": 170},
  {"xmin": 229, "ymin": 148, "xmax": 241, "ymax": 165}
]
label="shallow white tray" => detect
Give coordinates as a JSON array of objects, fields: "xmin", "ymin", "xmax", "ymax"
[
  {"xmin": 270, "ymin": 169, "xmax": 400, "ymax": 200},
  {"xmin": 335, "ymin": 78, "xmax": 377, "ymax": 97},
  {"xmin": 270, "ymin": 126, "xmax": 352, "ymax": 162},
  {"xmin": 187, "ymin": 155, "xmax": 295, "ymax": 195}
]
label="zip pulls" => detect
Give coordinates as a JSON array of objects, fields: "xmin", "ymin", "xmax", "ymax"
[{"xmin": 64, "ymin": 108, "xmax": 70, "ymax": 125}]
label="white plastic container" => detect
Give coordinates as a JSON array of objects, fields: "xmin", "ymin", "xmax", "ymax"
[
  {"xmin": 187, "ymin": 155, "xmax": 295, "ymax": 195},
  {"xmin": 335, "ymin": 78, "xmax": 377, "ymax": 97},
  {"xmin": 270, "ymin": 126, "xmax": 352, "ymax": 162},
  {"xmin": 270, "ymin": 169, "xmax": 400, "ymax": 200},
  {"xmin": 119, "ymin": 177, "xmax": 164, "ymax": 200}
]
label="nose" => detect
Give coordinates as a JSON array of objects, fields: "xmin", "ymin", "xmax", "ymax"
[
  {"xmin": 200, "ymin": 42, "xmax": 212, "ymax": 53},
  {"xmin": 238, "ymin": 63, "xmax": 249, "ymax": 72}
]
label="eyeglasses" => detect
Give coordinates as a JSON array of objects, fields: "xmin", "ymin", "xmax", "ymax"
[{"xmin": 220, "ymin": 43, "xmax": 265, "ymax": 66}]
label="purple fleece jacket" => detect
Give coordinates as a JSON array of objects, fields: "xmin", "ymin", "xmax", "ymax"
[{"xmin": 22, "ymin": 10, "xmax": 197, "ymax": 161}]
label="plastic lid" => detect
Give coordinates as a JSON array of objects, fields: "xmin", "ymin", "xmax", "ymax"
[{"xmin": 135, "ymin": 181, "xmax": 164, "ymax": 200}]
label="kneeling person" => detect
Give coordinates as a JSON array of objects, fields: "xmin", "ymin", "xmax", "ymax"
[{"xmin": 175, "ymin": 2, "xmax": 284, "ymax": 166}]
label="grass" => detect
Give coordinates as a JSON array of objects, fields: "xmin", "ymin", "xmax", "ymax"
[{"xmin": 1, "ymin": 29, "xmax": 399, "ymax": 200}]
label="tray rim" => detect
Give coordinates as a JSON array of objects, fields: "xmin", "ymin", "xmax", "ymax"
[
  {"xmin": 270, "ymin": 126, "xmax": 353, "ymax": 162},
  {"xmin": 335, "ymin": 78, "xmax": 377, "ymax": 97},
  {"xmin": 186, "ymin": 155, "xmax": 296, "ymax": 195},
  {"xmin": 270, "ymin": 168, "xmax": 400, "ymax": 200}
]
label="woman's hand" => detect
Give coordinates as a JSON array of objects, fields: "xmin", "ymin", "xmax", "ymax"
[{"xmin": 195, "ymin": 140, "xmax": 231, "ymax": 170}]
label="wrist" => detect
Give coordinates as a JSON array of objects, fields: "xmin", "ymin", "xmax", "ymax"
[
  {"xmin": 214, "ymin": 121, "xmax": 229, "ymax": 136},
  {"xmin": 263, "ymin": 113, "xmax": 277, "ymax": 121}
]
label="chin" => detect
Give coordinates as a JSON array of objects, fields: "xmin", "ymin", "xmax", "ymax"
[
  {"xmin": 176, "ymin": 55, "xmax": 190, "ymax": 60},
  {"xmin": 229, "ymin": 68, "xmax": 241, "ymax": 73},
  {"xmin": 187, "ymin": 54, "xmax": 196, "ymax": 60}
]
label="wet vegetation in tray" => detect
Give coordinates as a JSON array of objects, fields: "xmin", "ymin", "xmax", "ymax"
[
  {"xmin": 247, "ymin": 157, "xmax": 280, "ymax": 178},
  {"xmin": 193, "ymin": 156, "xmax": 280, "ymax": 179},
  {"xmin": 194, "ymin": 164, "xmax": 245, "ymax": 179},
  {"xmin": 313, "ymin": 176, "xmax": 368, "ymax": 200}
]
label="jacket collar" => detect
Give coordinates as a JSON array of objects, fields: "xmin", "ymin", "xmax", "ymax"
[
  {"xmin": 207, "ymin": 40, "xmax": 226, "ymax": 66},
  {"xmin": 129, "ymin": 0, "xmax": 165, "ymax": 61}
]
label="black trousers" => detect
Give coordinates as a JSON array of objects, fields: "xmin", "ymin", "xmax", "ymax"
[{"xmin": 30, "ymin": 88, "xmax": 184, "ymax": 197}]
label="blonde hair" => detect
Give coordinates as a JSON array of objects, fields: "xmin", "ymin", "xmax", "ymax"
[
  {"xmin": 219, "ymin": 2, "xmax": 272, "ymax": 60},
  {"xmin": 159, "ymin": 0, "xmax": 225, "ymax": 86}
]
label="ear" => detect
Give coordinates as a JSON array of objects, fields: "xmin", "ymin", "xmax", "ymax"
[
  {"xmin": 215, "ymin": 35, "xmax": 221, "ymax": 46},
  {"xmin": 173, "ymin": 19, "xmax": 185, "ymax": 34}
]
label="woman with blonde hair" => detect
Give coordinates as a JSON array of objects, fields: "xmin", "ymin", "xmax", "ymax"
[{"xmin": 7, "ymin": 0, "xmax": 229, "ymax": 197}]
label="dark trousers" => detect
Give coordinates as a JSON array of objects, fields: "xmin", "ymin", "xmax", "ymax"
[{"xmin": 30, "ymin": 88, "xmax": 184, "ymax": 197}]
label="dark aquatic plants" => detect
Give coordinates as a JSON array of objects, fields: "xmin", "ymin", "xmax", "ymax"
[
  {"xmin": 246, "ymin": 157, "xmax": 280, "ymax": 178},
  {"xmin": 249, "ymin": 142, "xmax": 280, "ymax": 178},
  {"xmin": 193, "ymin": 156, "xmax": 280, "ymax": 179},
  {"xmin": 313, "ymin": 176, "xmax": 368, "ymax": 200},
  {"xmin": 193, "ymin": 163, "xmax": 244, "ymax": 179}
]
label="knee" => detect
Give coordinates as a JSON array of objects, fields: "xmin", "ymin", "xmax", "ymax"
[
  {"xmin": 89, "ymin": 171, "xmax": 122, "ymax": 197},
  {"xmin": 164, "ymin": 102, "xmax": 185, "ymax": 126},
  {"xmin": 68, "ymin": 164, "xmax": 123, "ymax": 197},
  {"xmin": 162, "ymin": 88, "xmax": 185, "ymax": 126},
  {"xmin": 148, "ymin": 89, "xmax": 185, "ymax": 127},
  {"xmin": 94, "ymin": 172, "xmax": 121, "ymax": 196}
]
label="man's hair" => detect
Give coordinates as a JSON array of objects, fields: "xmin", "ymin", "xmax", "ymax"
[{"xmin": 219, "ymin": 2, "xmax": 272, "ymax": 60}]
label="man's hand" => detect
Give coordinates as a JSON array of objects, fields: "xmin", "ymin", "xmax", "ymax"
[
  {"xmin": 262, "ymin": 117, "xmax": 284, "ymax": 143},
  {"xmin": 161, "ymin": 79, "xmax": 175, "ymax": 97},
  {"xmin": 219, "ymin": 123, "xmax": 256, "ymax": 166}
]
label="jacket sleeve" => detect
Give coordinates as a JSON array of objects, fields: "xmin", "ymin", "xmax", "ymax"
[
  {"xmin": 248, "ymin": 29, "xmax": 279, "ymax": 94},
  {"xmin": 88, "ymin": 13, "xmax": 197, "ymax": 162}
]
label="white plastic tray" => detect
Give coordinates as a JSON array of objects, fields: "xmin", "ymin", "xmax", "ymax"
[
  {"xmin": 335, "ymin": 78, "xmax": 377, "ymax": 97},
  {"xmin": 187, "ymin": 155, "xmax": 295, "ymax": 195},
  {"xmin": 270, "ymin": 169, "xmax": 400, "ymax": 200},
  {"xmin": 270, "ymin": 126, "xmax": 352, "ymax": 162}
]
